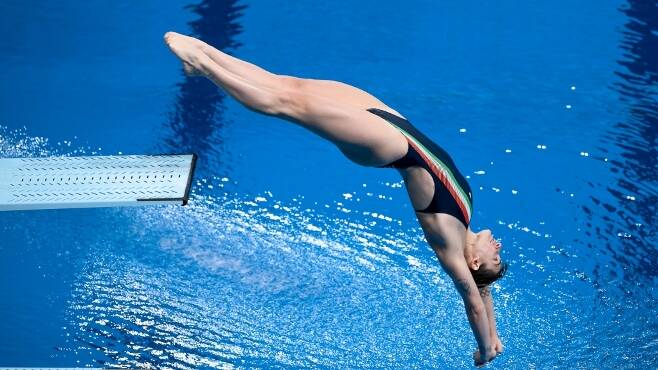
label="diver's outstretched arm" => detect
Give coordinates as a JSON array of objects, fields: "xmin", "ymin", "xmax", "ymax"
[
  {"xmin": 480, "ymin": 286, "xmax": 504, "ymax": 355},
  {"xmin": 434, "ymin": 245, "xmax": 497, "ymax": 366}
]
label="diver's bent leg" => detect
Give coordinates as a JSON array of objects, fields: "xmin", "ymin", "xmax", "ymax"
[
  {"xmin": 181, "ymin": 33, "xmax": 403, "ymax": 115},
  {"xmin": 164, "ymin": 32, "xmax": 407, "ymax": 166},
  {"xmin": 204, "ymin": 62, "xmax": 407, "ymax": 166},
  {"xmin": 203, "ymin": 45, "xmax": 392, "ymax": 111}
]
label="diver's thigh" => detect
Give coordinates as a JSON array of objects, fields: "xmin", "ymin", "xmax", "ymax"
[
  {"xmin": 279, "ymin": 92, "xmax": 407, "ymax": 166},
  {"xmin": 280, "ymin": 76, "xmax": 405, "ymax": 118}
]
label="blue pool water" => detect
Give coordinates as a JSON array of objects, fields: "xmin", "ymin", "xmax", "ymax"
[{"xmin": 1, "ymin": 0, "xmax": 657, "ymax": 368}]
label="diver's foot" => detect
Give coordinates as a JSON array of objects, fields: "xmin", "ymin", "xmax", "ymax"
[{"xmin": 164, "ymin": 32, "xmax": 211, "ymax": 77}]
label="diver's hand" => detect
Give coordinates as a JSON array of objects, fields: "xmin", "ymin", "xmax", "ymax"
[
  {"xmin": 492, "ymin": 336, "xmax": 504, "ymax": 355},
  {"xmin": 473, "ymin": 348, "xmax": 497, "ymax": 367}
]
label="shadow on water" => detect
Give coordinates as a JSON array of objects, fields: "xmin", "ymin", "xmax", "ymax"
[
  {"xmin": 158, "ymin": 0, "xmax": 247, "ymax": 177},
  {"xmin": 587, "ymin": 0, "xmax": 657, "ymax": 284}
]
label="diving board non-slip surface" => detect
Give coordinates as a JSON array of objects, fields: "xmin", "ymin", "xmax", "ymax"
[{"xmin": 0, "ymin": 154, "xmax": 197, "ymax": 211}]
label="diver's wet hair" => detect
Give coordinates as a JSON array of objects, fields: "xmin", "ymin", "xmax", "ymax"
[{"xmin": 470, "ymin": 262, "xmax": 509, "ymax": 288}]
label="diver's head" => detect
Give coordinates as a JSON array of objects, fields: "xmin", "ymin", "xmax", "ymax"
[{"xmin": 465, "ymin": 228, "xmax": 508, "ymax": 288}]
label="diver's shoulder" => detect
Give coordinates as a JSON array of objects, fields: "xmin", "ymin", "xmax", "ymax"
[{"xmin": 416, "ymin": 212, "xmax": 467, "ymax": 249}]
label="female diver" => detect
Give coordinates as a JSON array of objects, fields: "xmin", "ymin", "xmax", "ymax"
[{"xmin": 164, "ymin": 31, "xmax": 508, "ymax": 367}]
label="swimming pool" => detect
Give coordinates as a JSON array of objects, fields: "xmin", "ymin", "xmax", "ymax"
[{"xmin": 1, "ymin": 0, "xmax": 656, "ymax": 368}]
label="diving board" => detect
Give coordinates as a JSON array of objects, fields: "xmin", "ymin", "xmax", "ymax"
[{"xmin": 0, "ymin": 154, "xmax": 197, "ymax": 211}]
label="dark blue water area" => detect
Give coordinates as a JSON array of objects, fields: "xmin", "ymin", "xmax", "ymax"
[{"xmin": 1, "ymin": 0, "xmax": 657, "ymax": 368}]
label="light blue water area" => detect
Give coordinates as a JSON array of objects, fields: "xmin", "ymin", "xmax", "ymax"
[{"xmin": 1, "ymin": 0, "xmax": 657, "ymax": 368}]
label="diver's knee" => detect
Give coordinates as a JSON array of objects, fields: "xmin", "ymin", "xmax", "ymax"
[{"xmin": 277, "ymin": 75, "xmax": 306, "ymax": 92}]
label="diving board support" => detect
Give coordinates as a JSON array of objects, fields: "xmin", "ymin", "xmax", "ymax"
[{"xmin": 0, "ymin": 154, "xmax": 197, "ymax": 211}]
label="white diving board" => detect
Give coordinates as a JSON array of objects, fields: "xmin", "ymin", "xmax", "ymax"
[{"xmin": 0, "ymin": 154, "xmax": 197, "ymax": 211}]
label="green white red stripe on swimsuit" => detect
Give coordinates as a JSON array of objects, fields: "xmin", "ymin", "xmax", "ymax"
[{"xmin": 399, "ymin": 130, "xmax": 473, "ymax": 224}]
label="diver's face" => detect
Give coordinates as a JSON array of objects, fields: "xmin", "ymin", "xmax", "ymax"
[{"xmin": 474, "ymin": 229, "xmax": 502, "ymax": 271}]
